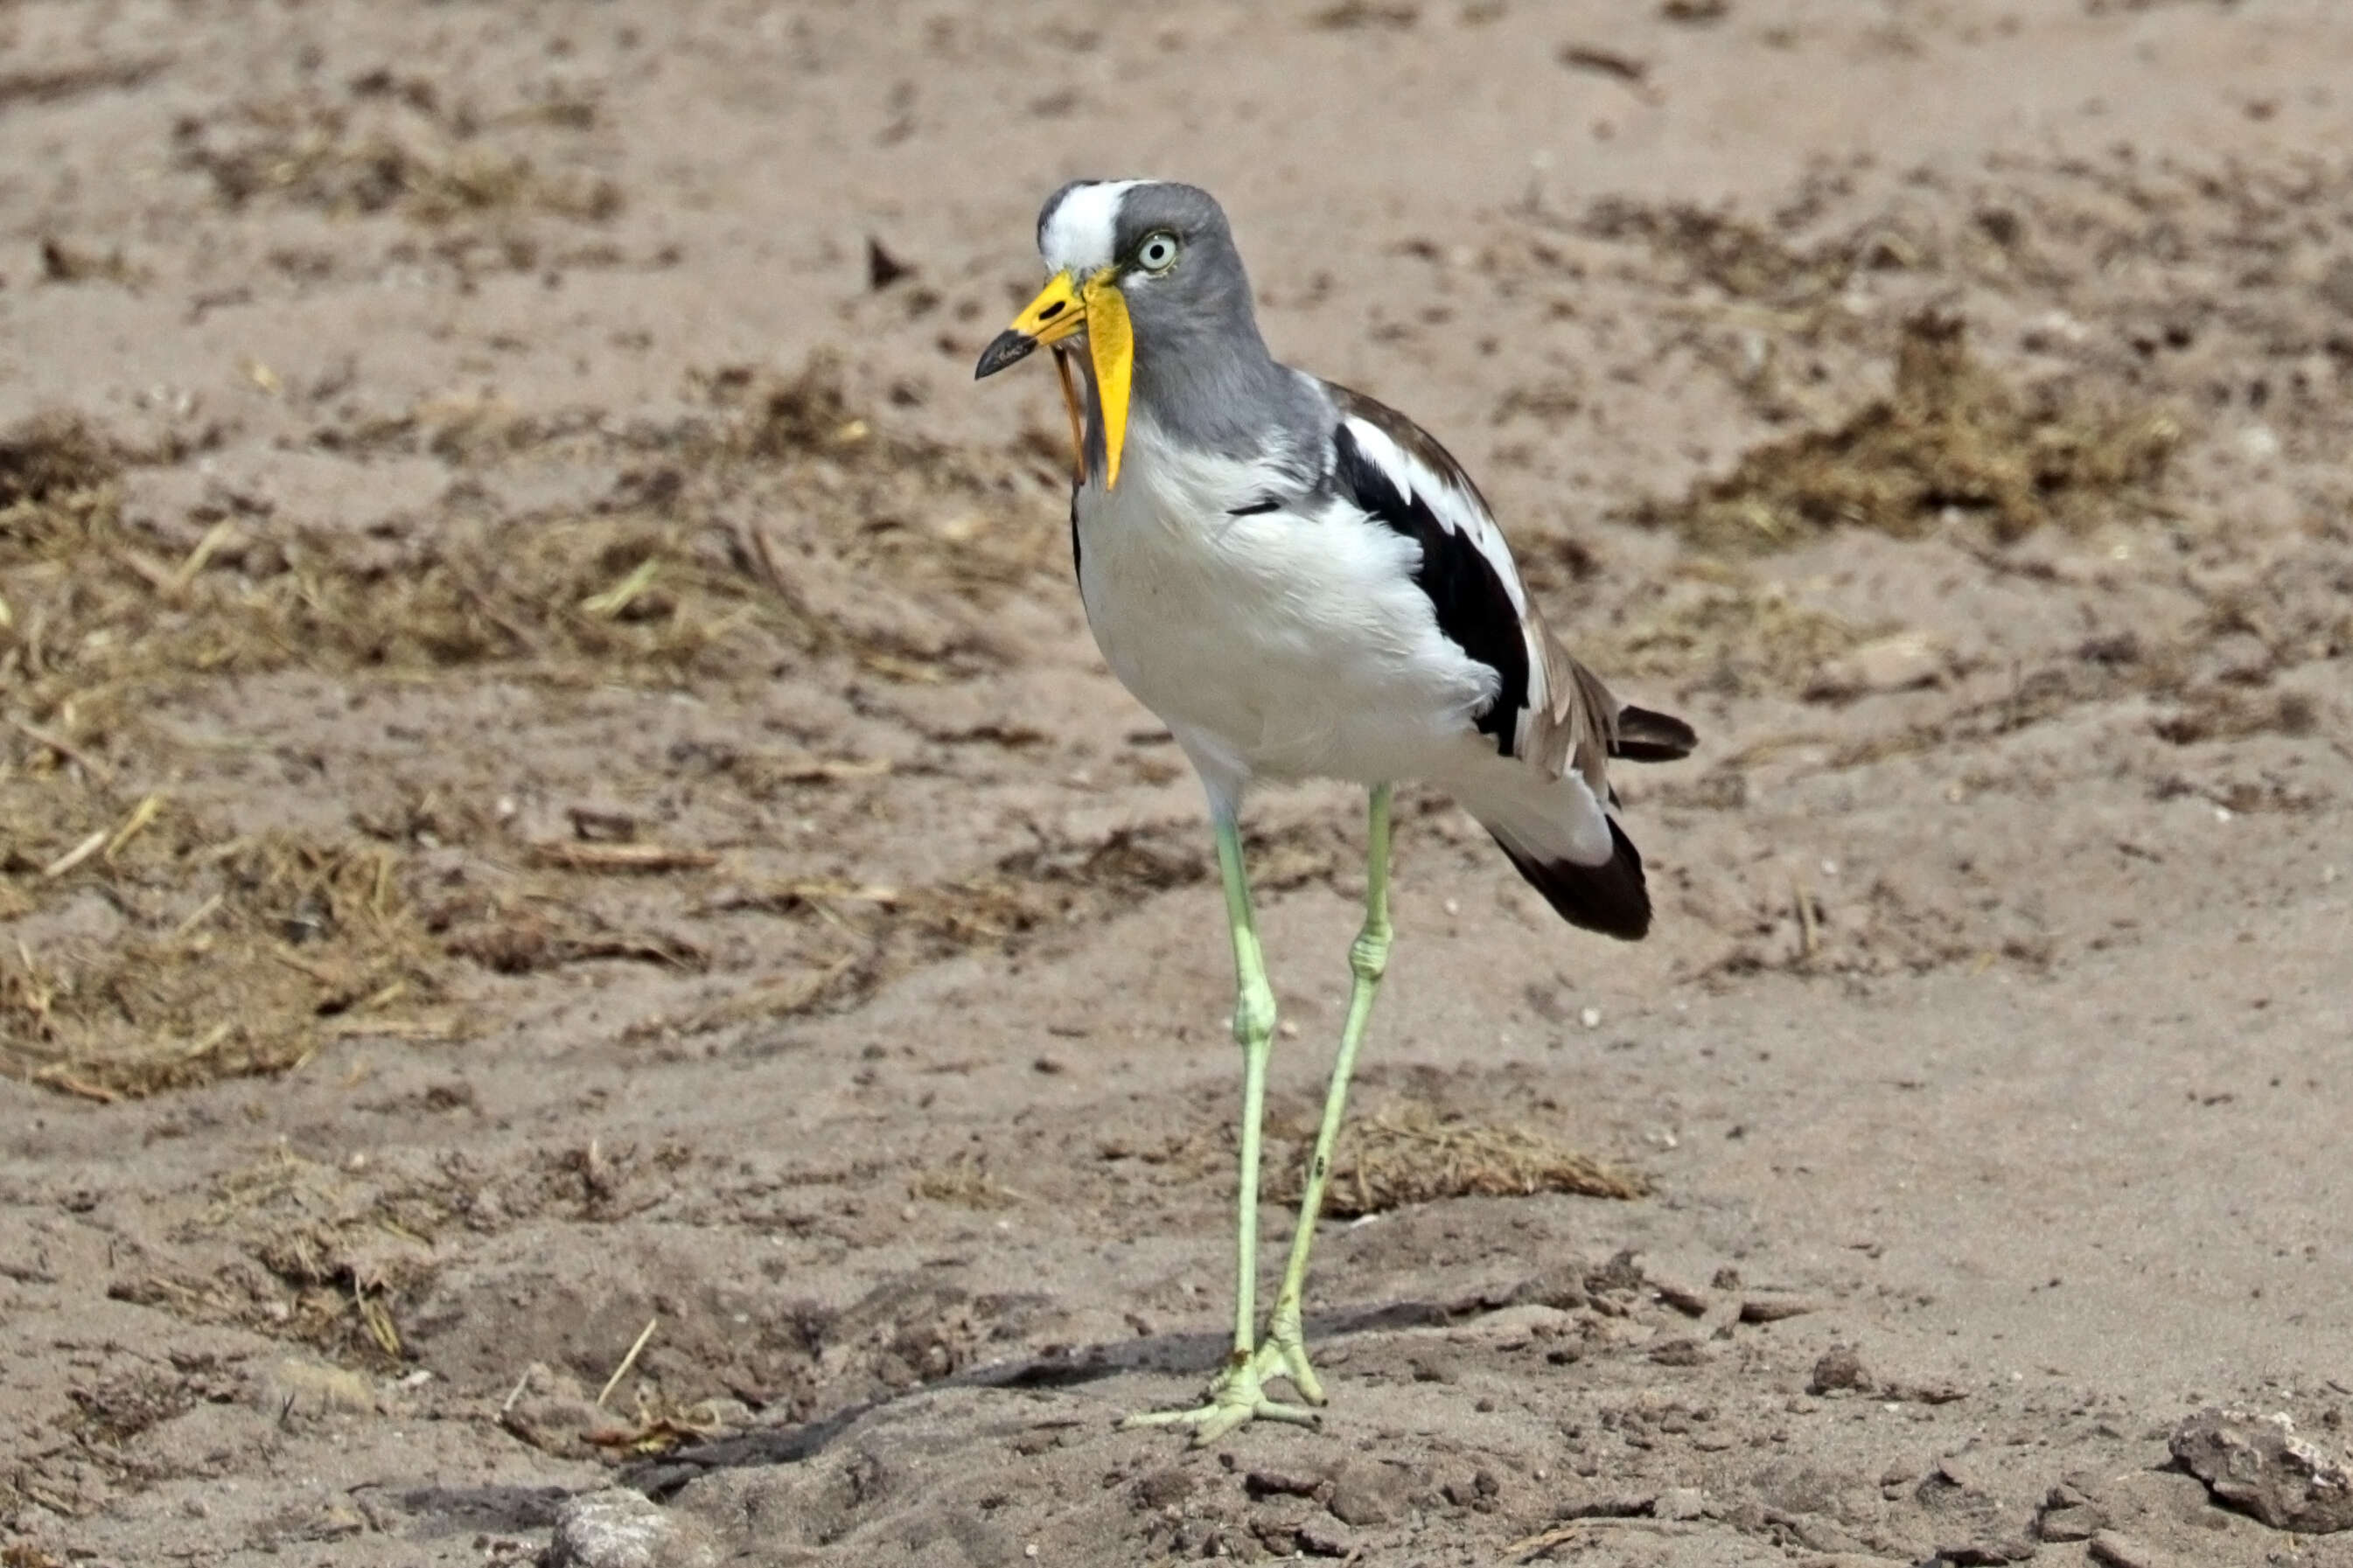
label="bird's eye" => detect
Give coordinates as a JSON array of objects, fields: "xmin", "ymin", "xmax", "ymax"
[{"xmin": 1135, "ymin": 232, "xmax": 1180, "ymax": 274}]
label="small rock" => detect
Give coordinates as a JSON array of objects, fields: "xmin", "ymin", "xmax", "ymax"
[
  {"xmin": 2035, "ymin": 1503, "xmax": 2102, "ymax": 1542},
  {"xmin": 1326, "ymin": 1465, "xmax": 1395, "ymax": 1528},
  {"xmin": 1244, "ymin": 1469, "xmax": 1323, "ymax": 1500},
  {"xmin": 1807, "ymin": 1344, "xmax": 1875, "ymax": 1395},
  {"xmin": 1133, "ymin": 1467, "xmax": 1195, "ymax": 1509},
  {"xmin": 1789, "ymin": 1516, "xmax": 1867, "ymax": 1554},
  {"xmin": 1806, "ymin": 631, "xmax": 1949, "ymax": 700},
  {"xmin": 1738, "ymin": 1293, "xmax": 1822, "ymax": 1323},
  {"xmin": 2035, "ymin": 1483, "xmax": 2105, "ymax": 1543},
  {"xmin": 1649, "ymin": 1336, "xmax": 1710, "ymax": 1367},
  {"xmin": 2088, "ymin": 1530, "xmax": 2175, "ymax": 1568},
  {"xmin": 1585, "ymin": 1248, "xmax": 1645, "ymax": 1295},
  {"xmin": 1935, "ymin": 1537, "xmax": 2037, "ymax": 1565},
  {"xmin": 1654, "ymin": 1487, "xmax": 1707, "ymax": 1521},
  {"xmin": 1295, "ymin": 1518, "xmax": 1356, "ymax": 1558},
  {"xmin": 2169, "ymin": 1405, "xmax": 2353, "ymax": 1533},
  {"xmin": 1553, "ymin": 1488, "xmax": 1657, "ymax": 1521},
  {"xmin": 1248, "ymin": 1510, "xmax": 1310, "ymax": 1551},
  {"xmin": 1508, "ymin": 1264, "xmax": 1588, "ymax": 1311},
  {"xmin": 1900, "ymin": 1379, "xmax": 1972, "ymax": 1406},
  {"xmin": 548, "ymin": 1489, "xmax": 720, "ymax": 1568},
  {"xmin": 1936, "ymin": 1455, "xmax": 1986, "ymax": 1494},
  {"xmin": 1646, "ymin": 1269, "xmax": 1713, "ymax": 1317},
  {"xmin": 505, "ymin": 1393, "xmax": 627, "ymax": 1455}
]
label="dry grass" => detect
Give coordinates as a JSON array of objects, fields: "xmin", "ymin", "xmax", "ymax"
[
  {"xmin": 103, "ymin": 1145, "xmax": 443, "ymax": 1368},
  {"xmin": 1274, "ymin": 1101, "xmax": 1646, "ymax": 1218},
  {"xmin": 1, "ymin": 797, "xmax": 454, "ymax": 1100},
  {"xmin": 0, "ymin": 366, "xmax": 1055, "ymax": 1099},
  {"xmin": 1, "ymin": 488, "xmax": 827, "ymax": 735},
  {"xmin": 1644, "ymin": 310, "xmax": 2180, "ymax": 550},
  {"xmin": 0, "ymin": 355, "xmax": 1031, "ymax": 733},
  {"xmin": 907, "ymin": 1153, "xmax": 1023, "ymax": 1210},
  {"xmin": 174, "ymin": 88, "xmax": 620, "ymax": 225}
]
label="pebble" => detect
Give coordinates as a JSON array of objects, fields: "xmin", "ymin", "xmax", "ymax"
[
  {"xmin": 1934, "ymin": 1537, "xmax": 2037, "ymax": 1565},
  {"xmin": 504, "ymin": 1392, "xmax": 628, "ymax": 1456},
  {"xmin": 547, "ymin": 1489, "xmax": 720, "ymax": 1568},
  {"xmin": 1243, "ymin": 1468, "xmax": 1323, "ymax": 1500},
  {"xmin": 1295, "ymin": 1519, "xmax": 1356, "ymax": 1558},
  {"xmin": 2088, "ymin": 1530, "xmax": 2176, "ymax": 1568},
  {"xmin": 1132, "ymin": 1467, "xmax": 1195, "ymax": 1509},
  {"xmin": 1644, "ymin": 1267, "xmax": 1713, "ymax": 1317},
  {"xmin": 1654, "ymin": 1487, "xmax": 1707, "ymax": 1521},
  {"xmin": 1738, "ymin": 1293, "xmax": 1823, "ymax": 1323},
  {"xmin": 2168, "ymin": 1405, "xmax": 2353, "ymax": 1532},
  {"xmin": 2036, "ymin": 1503, "xmax": 2102, "ymax": 1542},
  {"xmin": 1807, "ymin": 1344, "xmax": 1875, "ymax": 1396},
  {"xmin": 1325, "ymin": 1463, "xmax": 1395, "ymax": 1527}
]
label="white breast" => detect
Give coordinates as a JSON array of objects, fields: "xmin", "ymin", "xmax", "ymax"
[{"xmin": 1073, "ymin": 417, "xmax": 1498, "ymax": 811}]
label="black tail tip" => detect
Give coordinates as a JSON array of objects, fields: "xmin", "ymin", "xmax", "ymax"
[
  {"xmin": 1613, "ymin": 704, "xmax": 1698, "ymax": 763},
  {"xmin": 1491, "ymin": 818, "xmax": 1652, "ymax": 940}
]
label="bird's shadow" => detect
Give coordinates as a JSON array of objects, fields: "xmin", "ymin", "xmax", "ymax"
[
  {"xmin": 380, "ymin": 1293, "xmax": 1484, "ymax": 1537},
  {"xmin": 621, "ymin": 1293, "xmax": 1467, "ymax": 1500}
]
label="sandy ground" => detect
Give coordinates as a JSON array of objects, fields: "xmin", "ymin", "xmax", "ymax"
[{"xmin": 4, "ymin": 1, "xmax": 2352, "ymax": 1565}]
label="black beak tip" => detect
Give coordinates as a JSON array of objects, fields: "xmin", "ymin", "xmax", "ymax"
[{"xmin": 974, "ymin": 329, "xmax": 1036, "ymax": 381}]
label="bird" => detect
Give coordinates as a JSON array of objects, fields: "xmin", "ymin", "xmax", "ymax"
[{"xmin": 974, "ymin": 179, "xmax": 1696, "ymax": 1442}]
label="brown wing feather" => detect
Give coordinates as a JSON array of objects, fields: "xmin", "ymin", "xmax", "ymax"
[{"xmin": 1526, "ymin": 603, "xmax": 1621, "ymax": 798}]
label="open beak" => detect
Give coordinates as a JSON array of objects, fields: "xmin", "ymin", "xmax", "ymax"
[{"xmin": 974, "ymin": 268, "xmax": 1135, "ymax": 489}]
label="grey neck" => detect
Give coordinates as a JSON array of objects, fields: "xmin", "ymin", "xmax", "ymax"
[{"xmin": 1076, "ymin": 322, "xmax": 1330, "ymax": 484}]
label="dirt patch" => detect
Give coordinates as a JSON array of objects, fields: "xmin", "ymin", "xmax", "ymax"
[
  {"xmin": 1583, "ymin": 196, "xmax": 1868, "ymax": 307},
  {"xmin": 173, "ymin": 76, "xmax": 621, "ymax": 227},
  {"xmin": 1596, "ymin": 561, "xmax": 1877, "ymax": 696},
  {"xmin": 1643, "ymin": 310, "xmax": 2182, "ymax": 549}
]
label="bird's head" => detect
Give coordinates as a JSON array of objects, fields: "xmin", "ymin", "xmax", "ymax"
[{"xmin": 974, "ymin": 180, "xmax": 1251, "ymax": 490}]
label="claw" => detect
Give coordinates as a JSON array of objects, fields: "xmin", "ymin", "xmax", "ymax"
[
  {"xmin": 1121, "ymin": 1355, "xmax": 1321, "ymax": 1445},
  {"xmin": 1248, "ymin": 1314, "xmax": 1327, "ymax": 1407}
]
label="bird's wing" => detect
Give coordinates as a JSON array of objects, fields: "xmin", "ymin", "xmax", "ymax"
[{"xmin": 1323, "ymin": 384, "xmax": 1691, "ymax": 798}]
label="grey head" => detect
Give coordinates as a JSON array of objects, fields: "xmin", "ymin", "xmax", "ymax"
[{"xmin": 1033, "ymin": 179, "xmax": 1328, "ymax": 469}]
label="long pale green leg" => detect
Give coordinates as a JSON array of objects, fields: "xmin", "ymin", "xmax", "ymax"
[
  {"xmin": 1122, "ymin": 815, "xmax": 1317, "ymax": 1442},
  {"xmin": 1253, "ymin": 784, "xmax": 1393, "ymax": 1404}
]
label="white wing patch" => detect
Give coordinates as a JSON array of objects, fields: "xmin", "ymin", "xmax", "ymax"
[
  {"xmin": 1336, "ymin": 413, "xmax": 1550, "ymax": 755},
  {"xmin": 1337, "ymin": 416, "xmax": 1528, "ymax": 619}
]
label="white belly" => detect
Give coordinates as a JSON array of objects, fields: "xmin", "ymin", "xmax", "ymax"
[{"xmin": 1073, "ymin": 423, "xmax": 1498, "ymax": 800}]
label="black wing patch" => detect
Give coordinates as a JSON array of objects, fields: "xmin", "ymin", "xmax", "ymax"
[
  {"xmin": 1330, "ymin": 422, "xmax": 1529, "ymax": 756},
  {"xmin": 1068, "ymin": 489, "xmax": 1081, "ymax": 584}
]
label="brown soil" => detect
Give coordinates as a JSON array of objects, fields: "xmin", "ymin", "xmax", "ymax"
[{"xmin": 3, "ymin": 3, "xmax": 2350, "ymax": 1566}]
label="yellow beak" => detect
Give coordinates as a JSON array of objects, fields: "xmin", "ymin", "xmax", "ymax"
[{"xmin": 973, "ymin": 268, "xmax": 1135, "ymax": 490}]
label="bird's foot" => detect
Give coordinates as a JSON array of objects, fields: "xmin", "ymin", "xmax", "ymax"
[
  {"xmin": 1246, "ymin": 1307, "xmax": 1326, "ymax": 1407},
  {"xmin": 1121, "ymin": 1352, "xmax": 1320, "ymax": 1445}
]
